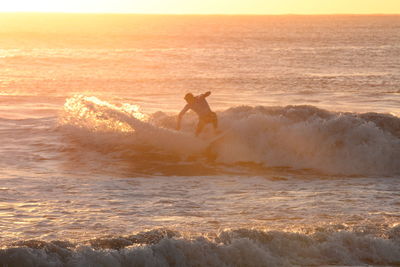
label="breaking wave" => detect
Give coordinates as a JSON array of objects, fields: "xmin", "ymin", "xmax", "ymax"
[
  {"xmin": 1, "ymin": 227, "xmax": 400, "ymax": 267},
  {"xmin": 58, "ymin": 95, "xmax": 400, "ymax": 176}
]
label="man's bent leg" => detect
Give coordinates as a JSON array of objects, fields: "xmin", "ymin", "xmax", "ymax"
[
  {"xmin": 210, "ymin": 112, "xmax": 219, "ymax": 133},
  {"xmin": 196, "ymin": 120, "xmax": 206, "ymax": 136}
]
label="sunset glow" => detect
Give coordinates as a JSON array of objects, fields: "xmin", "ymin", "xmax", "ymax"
[
  {"xmin": 1, "ymin": 0, "xmax": 400, "ymax": 259},
  {"xmin": 1, "ymin": 0, "xmax": 399, "ymax": 14}
]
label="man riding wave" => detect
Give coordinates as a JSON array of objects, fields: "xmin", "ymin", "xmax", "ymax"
[{"xmin": 177, "ymin": 91, "xmax": 219, "ymax": 136}]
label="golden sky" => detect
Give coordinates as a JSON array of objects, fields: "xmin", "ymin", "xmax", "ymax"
[{"xmin": 1, "ymin": 0, "xmax": 400, "ymax": 14}]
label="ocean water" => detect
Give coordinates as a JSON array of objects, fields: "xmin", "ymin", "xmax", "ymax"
[{"xmin": 0, "ymin": 14, "xmax": 400, "ymax": 266}]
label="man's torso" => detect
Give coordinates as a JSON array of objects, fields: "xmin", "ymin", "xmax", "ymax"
[{"xmin": 188, "ymin": 96, "xmax": 212, "ymax": 117}]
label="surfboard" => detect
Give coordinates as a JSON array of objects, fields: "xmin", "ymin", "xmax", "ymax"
[
  {"xmin": 207, "ymin": 129, "xmax": 231, "ymax": 145},
  {"xmin": 203, "ymin": 129, "xmax": 232, "ymax": 161}
]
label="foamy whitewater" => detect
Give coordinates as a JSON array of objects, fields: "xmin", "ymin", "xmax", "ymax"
[{"xmin": 0, "ymin": 14, "xmax": 400, "ymax": 266}]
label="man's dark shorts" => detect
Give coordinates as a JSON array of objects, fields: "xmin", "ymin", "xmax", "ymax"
[{"xmin": 200, "ymin": 112, "xmax": 217, "ymax": 125}]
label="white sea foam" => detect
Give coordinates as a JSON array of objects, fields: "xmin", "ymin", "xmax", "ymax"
[
  {"xmin": 214, "ymin": 105, "xmax": 400, "ymax": 175},
  {"xmin": 59, "ymin": 96, "xmax": 400, "ymax": 176},
  {"xmin": 1, "ymin": 228, "xmax": 400, "ymax": 267},
  {"xmin": 60, "ymin": 95, "xmax": 207, "ymax": 156}
]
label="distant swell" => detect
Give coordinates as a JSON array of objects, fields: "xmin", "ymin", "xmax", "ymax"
[
  {"xmin": 59, "ymin": 95, "xmax": 400, "ymax": 176},
  {"xmin": 2, "ymin": 227, "xmax": 400, "ymax": 267}
]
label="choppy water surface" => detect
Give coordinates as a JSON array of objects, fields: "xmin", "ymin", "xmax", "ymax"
[{"xmin": 0, "ymin": 14, "xmax": 399, "ymax": 266}]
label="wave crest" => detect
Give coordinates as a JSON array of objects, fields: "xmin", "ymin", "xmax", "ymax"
[
  {"xmin": 217, "ymin": 105, "xmax": 400, "ymax": 175},
  {"xmin": 2, "ymin": 227, "xmax": 400, "ymax": 267},
  {"xmin": 59, "ymin": 96, "xmax": 400, "ymax": 176}
]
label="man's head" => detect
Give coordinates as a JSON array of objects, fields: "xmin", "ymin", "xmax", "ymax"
[{"xmin": 184, "ymin": 93, "xmax": 195, "ymax": 104}]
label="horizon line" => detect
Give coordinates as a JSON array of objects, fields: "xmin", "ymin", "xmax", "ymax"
[{"xmin": 0, "ymin": 11, "xmax": 399, "ymax": 16}]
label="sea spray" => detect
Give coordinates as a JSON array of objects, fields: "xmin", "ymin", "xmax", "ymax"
[
  {"xmin": 1, "ymin": 227, "xmax": 400, "ymax": 267},
  {"xmin": 59, "ymin": 96, "xmax": 400, "ymax": 176},
  {"xmin": 60, "ymin": 95, "xmax": 207, "ymax": 156}
]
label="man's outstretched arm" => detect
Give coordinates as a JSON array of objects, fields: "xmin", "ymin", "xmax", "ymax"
[
  {"xmin": 177, "ymin": 104, "xmax": 189, "ymax": 130},
  {"xmin": 202, "ymin": 91, "xmax": 211, "ymax": 97}
]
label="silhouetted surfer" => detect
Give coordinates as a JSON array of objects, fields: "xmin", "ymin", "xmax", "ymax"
[{"xmin": 177, "ymin": 91, "xmax": 219, "ymax": 136}]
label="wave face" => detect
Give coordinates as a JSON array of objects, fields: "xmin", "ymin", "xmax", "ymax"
[
  {"xmin": 58, "ymin": 95, "xmax": 400, "ymax": 176},
  {"xmin": 1, "ymin": 227, "xmax": 400, "ymax": 267},
  {"xmin": 217, "ymin": 105, "xmax": 400, "ymax": 175}
]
